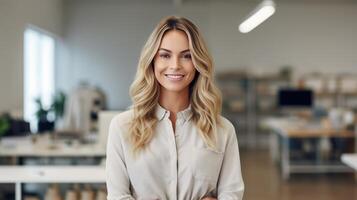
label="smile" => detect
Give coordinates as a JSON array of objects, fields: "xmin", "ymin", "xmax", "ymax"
[{"xmin": 165, "ymin": 74, "xmax": 185, "ymax": 81}]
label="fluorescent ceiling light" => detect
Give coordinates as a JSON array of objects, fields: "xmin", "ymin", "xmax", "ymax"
[{"xmin": 239, "ymin": 0, "xmax": 276, "ymax": 33}]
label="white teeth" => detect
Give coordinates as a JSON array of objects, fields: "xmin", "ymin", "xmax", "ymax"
[
  {"xmin": 166, "ymin": 75, "xmax": 184, "ymax": 78},
  {"xmin": 165, "ymin": 74, "xmax": 184, "ymax": 81}
]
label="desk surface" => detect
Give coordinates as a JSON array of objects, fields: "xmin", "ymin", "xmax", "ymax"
[
  {"xmin": 341, "ymin": 154, "xmax": 357, "ymax": 171},
  {"xmin": 0, "ymin": 135, "xmax": 106, "ymax": 157},
  {"xmin": 263, "ymin": 117, "xmax": 355, "ymax": 138},
  {"xmin": 0, "ymin": 165, "xmax": 105, "ymax": 183}
]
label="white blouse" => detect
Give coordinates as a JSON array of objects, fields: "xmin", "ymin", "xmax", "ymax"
[{"xmin": 106, "ymin": 104, "xmax": 244, "ymax": 200}]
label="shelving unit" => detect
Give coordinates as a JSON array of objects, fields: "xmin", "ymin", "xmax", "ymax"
[
  {"xmin": 301, "ymin": 73, "xmax": 357, "ymax": 109},
  {"xmin": 0, "ymin": 133, "xmax": 107, "ymax": 199},
  {"xmin": 337, "ymin": 74, "xmax": 357, "ymax": 110},
  {"xmin": 216, "ymin": 71, "xmax": 290, "ymax": 149},
  {"xmin": 216, "ymin": 71, "xmax": 250, "ymax": 148},
  {"xmin": 301, "ymin": 73, "xmax": 338, "ymax": 108},
  {"xmin": 251, "ymin": 75, "xmax": 291, "ymax": 148}
]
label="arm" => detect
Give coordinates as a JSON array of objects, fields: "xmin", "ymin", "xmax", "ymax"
[
  {"xmin": 216, "ymin": 124, "xmax": 245, "ymax": 200},
  {"xmin": 106, "ymin": 117, "xmax": 136, "ymax": 200}
]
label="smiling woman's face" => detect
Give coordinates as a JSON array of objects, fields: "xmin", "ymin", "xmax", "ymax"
[{"xmin": 153, "ymin": 30, "xmax": 196, "ymax": 95}]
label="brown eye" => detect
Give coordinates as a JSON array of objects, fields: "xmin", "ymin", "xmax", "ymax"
[
  {"xmin": 183, "ymin": 53, "xmax": 192, "ymax": 59},
  {"xmin": 159, "ymin": 53, "xmax": 170, "ymax": 59}
]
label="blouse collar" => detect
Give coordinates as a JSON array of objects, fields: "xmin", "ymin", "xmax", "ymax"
[{"xmin": 155, "ymin": 103, "xmax": 192, "ymax": 121}]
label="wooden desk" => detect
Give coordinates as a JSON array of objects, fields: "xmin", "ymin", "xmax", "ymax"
[
  {"xmin": 263, "ymin": 117, "xmax": 356, "ymax": 179},
  {"xmin": 264, "ymin": 117, "xmax": 355, "ymax": 138}
]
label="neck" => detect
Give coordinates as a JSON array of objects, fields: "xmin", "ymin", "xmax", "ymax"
[{"xmin": 159, "ymin": 88, "xmax": 190, "ymax": 114}]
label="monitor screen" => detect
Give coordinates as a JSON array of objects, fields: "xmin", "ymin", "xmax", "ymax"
[{"xmin": 277, "ymin": 88, "xmax": 314, "ymax": 107}]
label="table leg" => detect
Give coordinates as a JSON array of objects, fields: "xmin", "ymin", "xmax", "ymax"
[
  {"xmin": 15, "ymin": 182, "xmax": 21, "ymax": 200},
  {"xmin": 269, "ymin": 131, "xmax": 278, "ymax": 162},
  {"xmin": 354, "ymin": 126, "xmax": 357, "ymax": 182},
  {"xmin": 282, "ymin": 136, "xmax": 290, "ymax": 180}
]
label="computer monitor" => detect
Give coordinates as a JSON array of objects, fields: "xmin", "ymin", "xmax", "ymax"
[{"xmin": 278, "ymin": 88, "xmax": 314, "ymax": 108}]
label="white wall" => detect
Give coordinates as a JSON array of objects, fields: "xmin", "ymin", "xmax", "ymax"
[
  {"xmin": 55, "ymin": 0, "xmax": 357, "ymax": 110},
  {"xmin": 205, "ymin": 2, "xmax": 357, "ymax": 75},
  {"xmin": 0, "ymin": 0, "xmax": 63, "ymax": 113}
]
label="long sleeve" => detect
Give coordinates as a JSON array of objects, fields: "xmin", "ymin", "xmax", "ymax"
[
  {"xmin": 106, "ymin": 117, "xmax": 135, "ymax": 200},
  {"xmin": 217, "ymin": 124, "xmax": 245, "ymax": 200}
]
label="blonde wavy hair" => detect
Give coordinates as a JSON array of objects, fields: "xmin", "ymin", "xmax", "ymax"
[{"xmin": 129, "ymin": 16, "xmax": 222, "ymax": 153}]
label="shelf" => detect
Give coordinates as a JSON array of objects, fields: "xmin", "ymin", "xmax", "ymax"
[
  {"xmin": 217, "ymin": 71, "xmax": 291, "ymax": 148},
  {"xmin": 0, "ymin": 165, "xmax": 106, "ymax": 200},
  {"xmin": 216, "ymin": 71, "xmax": 248, "ymax": 80},
  {"xmin": 0, "ymin": 165, "xmax": 106, "ymax": 183},
  {"xmin": 0, "ymin": 135, "xmax": 106, "ymax": 157},
  {"xmin": 340, "ymin": 92, "xmax": 357, "ymax": 97}
]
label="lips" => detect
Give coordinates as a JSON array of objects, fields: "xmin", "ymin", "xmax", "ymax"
[{"xmin": 165, "ymin": 74, "xmax": 185, "ymax": 81}]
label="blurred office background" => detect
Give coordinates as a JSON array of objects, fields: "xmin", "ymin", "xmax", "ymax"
[{"xmin": 0, "ymin": 0, "xmax": 356, "ymax": 199}]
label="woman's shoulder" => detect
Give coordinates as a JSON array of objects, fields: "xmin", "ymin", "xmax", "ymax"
[
  {"xmin": 218, "ymin": 115, "xmax": 235, "ymax": 133},
  {"xmin": 216, "ymin": 115, "xmax": 239, "ymax": 149},
  {"xmin": 111, "ymin": 109, "xmax": 134, "ymax": 128}
]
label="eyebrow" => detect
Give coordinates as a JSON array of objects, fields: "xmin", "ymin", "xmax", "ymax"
[{"xmin": 158, "ymin": 48, "xmax": 190, "ymax": 53}]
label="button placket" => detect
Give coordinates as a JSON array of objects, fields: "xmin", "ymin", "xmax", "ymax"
[{"xmin": 166, "ymin": 118, "xmax": 178, "ymax": 200}]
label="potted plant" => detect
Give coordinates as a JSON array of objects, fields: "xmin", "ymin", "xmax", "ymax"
[
  {"xmin": 0, "ymin": 114, "xmax": 10, "ymax": 139},
  {"xmin": 34, "ymin": 91, "xmax": 66, "ymax": 133},
  {"xmin": 35, "ymin": 98, "xmax": 54, "ymax": 133},
  {"xmin": 51, "ymin": 91, "xmax": 66, "ymax": 120}
]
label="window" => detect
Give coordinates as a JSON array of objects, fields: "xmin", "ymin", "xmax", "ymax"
[{"xmin": 24, "ymin": 26, "xmax": 55, "ymax": 132}]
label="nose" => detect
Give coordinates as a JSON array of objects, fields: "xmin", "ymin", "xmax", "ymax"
[{"xmin": 169, "ymin": 56, "xmax": 181, "ymax": 70}]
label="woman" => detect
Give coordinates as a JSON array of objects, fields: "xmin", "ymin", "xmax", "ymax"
[{"xmin": 106, "ymin": 16, "xmax": 244, "ymax": 200}]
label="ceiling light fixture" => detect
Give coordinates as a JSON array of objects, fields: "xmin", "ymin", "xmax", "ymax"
[{"xmin": 239, "ymin": 0, "xmax": 276, "ymax": 33}]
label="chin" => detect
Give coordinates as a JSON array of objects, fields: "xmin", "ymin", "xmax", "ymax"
[{"xmin": 161, "ymin": 85, "xmax": 189, "ymax": 93}]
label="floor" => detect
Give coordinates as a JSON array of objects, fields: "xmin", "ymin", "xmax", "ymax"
[{"xmin": 240, "ymin": 149, "xmax": 357, "ymax": 200}]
